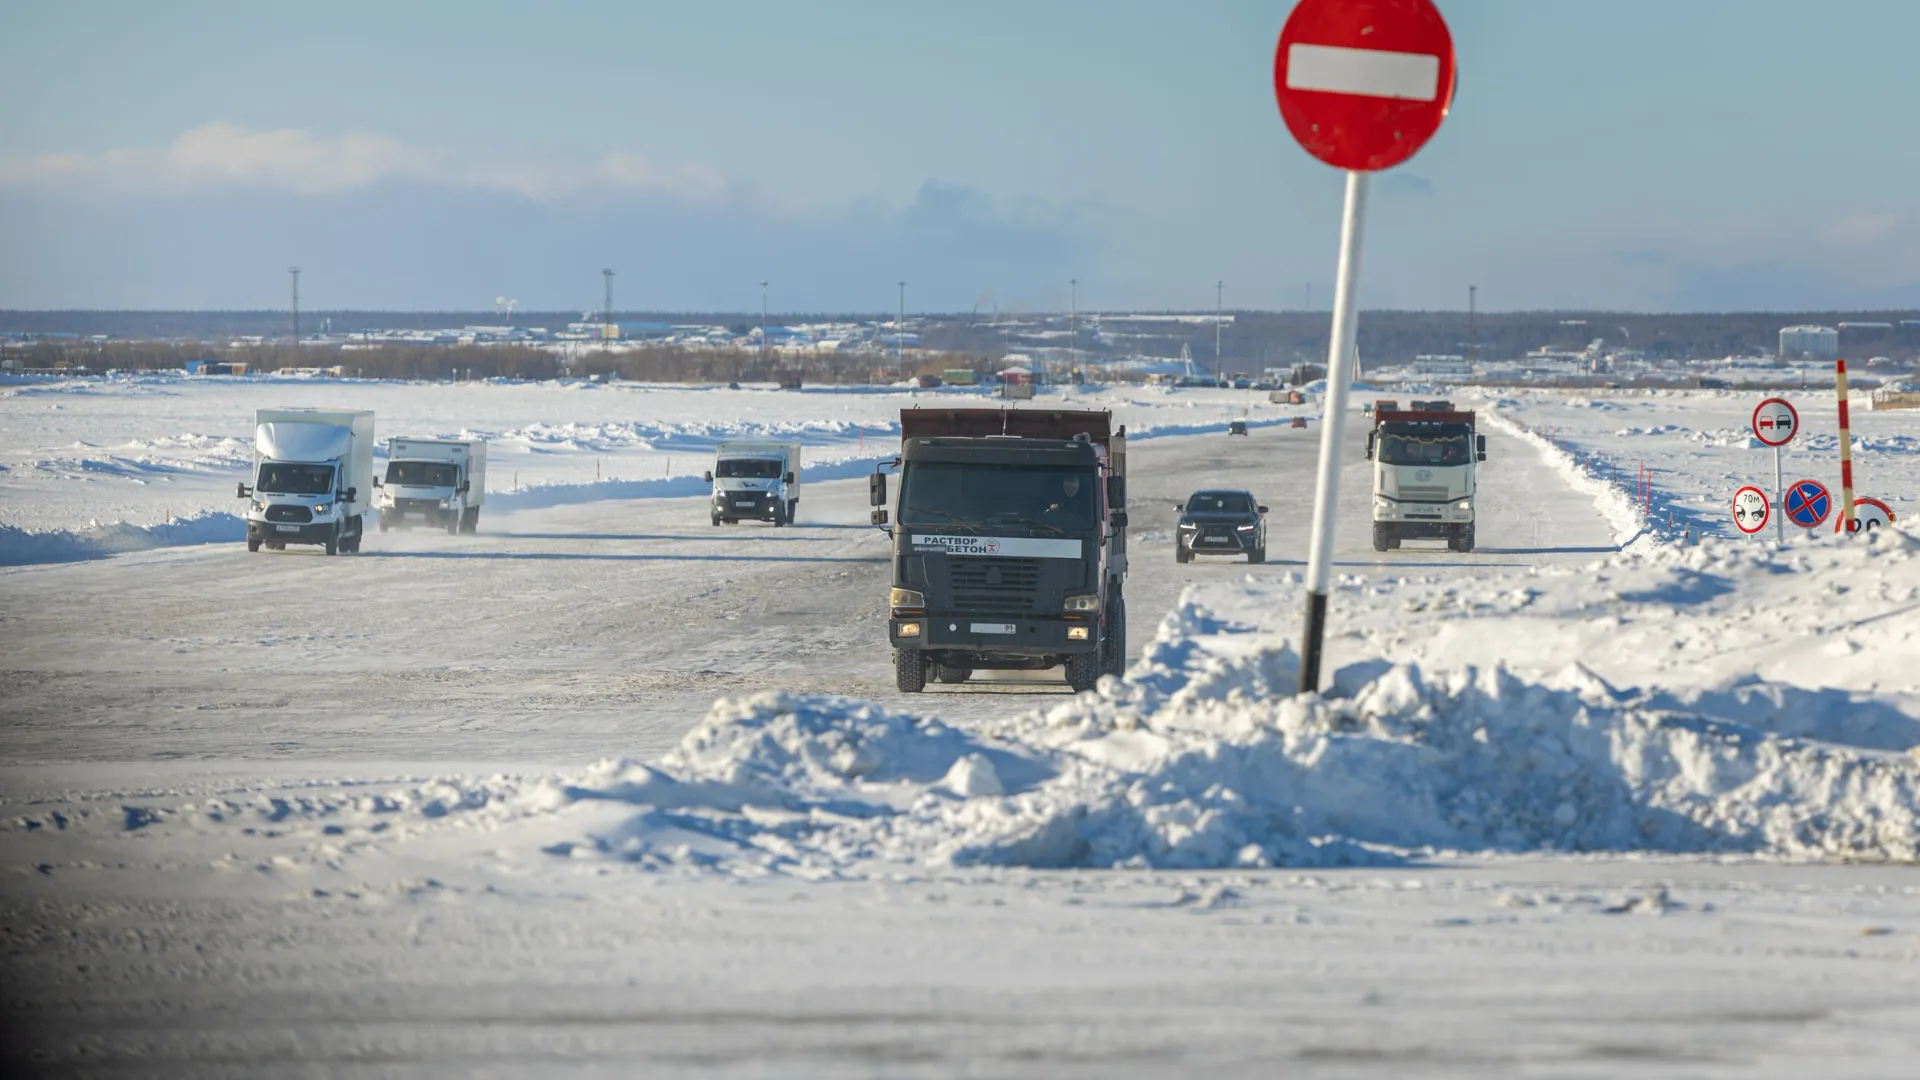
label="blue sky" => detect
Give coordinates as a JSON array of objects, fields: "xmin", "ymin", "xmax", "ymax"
[{"xmin": 3, "ymin": 0, "xmax": 1917, "ymax": 313}]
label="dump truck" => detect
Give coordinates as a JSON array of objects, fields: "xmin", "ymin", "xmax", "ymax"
[
  {"xmin": 870, "ymin": 408, "xmax": 1128, "ymax": 694},
  {"xmin": 1365, "ymin": 400, "xmax": 1486, "ymax": 553}
]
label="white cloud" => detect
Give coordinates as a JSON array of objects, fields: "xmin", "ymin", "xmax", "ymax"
[{"xmin": 0, "ymin": 123, "xmax": 729, "ymax": 201}]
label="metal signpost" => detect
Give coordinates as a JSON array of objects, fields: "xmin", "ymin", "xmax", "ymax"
[
  {"xmin": 1732, "ymin": 485, "xmax": 1770, "ymax": 536},
  {"xmin": 1782, "ymin": 479, "xmax": 1833, "ymax": 531},
  {"xmin": 1750, "ymin": 396, "xmax": 1796, "ymax": 542},
  {"xmin": 1275, "ymin": 0, "xmax": 1457, "ymax": 695}
]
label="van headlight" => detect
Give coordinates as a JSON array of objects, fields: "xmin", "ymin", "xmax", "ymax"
[
  {"xmin": 313, "ymin": 502, "xmax": 331, "ymax": 514},
  {"xmin": 889, "ymin": 587, "xmax": 925, "ymax": 609},
  {"xmin": 1064, "ymin": 594, "xmax": 1099, "ymax": 612},
  {"xmin": 251, "ymin": 500, "xmax": 264, "ymax": 511}
]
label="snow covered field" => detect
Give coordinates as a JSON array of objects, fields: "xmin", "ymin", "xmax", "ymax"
[
  {"xmin": 0, "ymin": 374, "xmax": 1298, "ymax": 562},
  {"xmin": 1488, "ymin": 387, "xmax": 1920, "ymax": 542},
  {"xmin": 3, "ymin": 377, "xmax": 1918, "ymax": 1074}
]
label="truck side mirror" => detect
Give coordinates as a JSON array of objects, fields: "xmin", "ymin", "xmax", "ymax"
[
  {"xmin": 1477, "ymin": 452, "xmax": 1487, "ymax": 462},
  {"xmin": 236, "ymin": 482, "xmax": 251, "ymax": 498},
  {"xmin": 1365, "ymin": 432, "xmax": 1376, "ymax": 460},
  {"xmin": 703, "ymin": 471, "xmax": 713, "ymax": 483},
  {"xmin": 784, "ymin": 471, "xmax": 796, "ymax": 486},
  {"xmin": 1109, "ymin": 510, "xmax": 1129, "ymax": 529},
  {"xmin": 870, "ymin": 509, "xmax": 889, "ymax": 526},
  {"xmin": 1105, "ymin": 475, "xmax": 1126, "ymax": 509},
  {"xmin": 1477, "ymin": 434, "xmax": 1487, "ymax": 453},
  {"xmin": 869, "ymin": 472, "xmax": 888, "ymax": 507}
]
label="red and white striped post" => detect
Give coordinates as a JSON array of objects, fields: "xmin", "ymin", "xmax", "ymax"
[{"xmin": 1836, "ymin": 358, "xmax": 1857, "ymax": 533}]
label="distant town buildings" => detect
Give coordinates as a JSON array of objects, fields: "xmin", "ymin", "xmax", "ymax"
[{"xmin": 1779, "ymin": 325, "xmax": 1839, "ymax": 360}]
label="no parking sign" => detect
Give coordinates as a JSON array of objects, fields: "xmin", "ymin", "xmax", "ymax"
[{"xmin": 1783, "ymin": 479, "xmax": 1832, "ymax": 529}]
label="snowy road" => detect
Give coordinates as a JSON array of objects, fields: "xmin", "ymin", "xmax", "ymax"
[{"xmin": 0, "ymin": 419, "xmax": 1607, "ymax": 772}]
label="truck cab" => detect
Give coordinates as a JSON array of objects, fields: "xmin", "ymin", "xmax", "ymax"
[
  {"xmin": 1365, "ymin": 400, "xmax": 1486, "ymax": 553},
  {"xmin": 707, "ymin": 441, "xmax": 801, "ymax": 526},
  {"xmin": 375, "ymin": 437, "xmax": 486, "ymax": 534},
  {"xmin": 239, "ymin": 409, "xmax": 374, "ymax": 556},
  {"xmin": 872, "ymin": 408, "xmax": 1128, "ymax": 694}
]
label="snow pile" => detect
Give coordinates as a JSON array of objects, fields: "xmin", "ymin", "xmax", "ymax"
[
  {"xmin": 0, "ymin": 509, "xmax": 244, "ymax": 565},
  {"xmin": 1480, "ymin": 408, "xmax": 1650, "ymax": 545}
]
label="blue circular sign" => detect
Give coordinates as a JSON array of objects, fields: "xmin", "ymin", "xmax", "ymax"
[{"xmin": 1783, "ymin": 479, "xmax": 1832, "ymax": 528}]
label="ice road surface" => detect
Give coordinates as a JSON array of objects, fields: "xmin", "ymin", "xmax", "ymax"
[{"xmin": 3, "ymin": 380, "xmax": 1919, "ymax": 1075}]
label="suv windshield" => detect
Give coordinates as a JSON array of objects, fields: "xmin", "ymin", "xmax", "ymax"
[
  {"xmin": 1378, "ymin": 423, "xmax": 1473, "ymax": 466},
  {"xmin": 386, "ymin": 461, "xmax": 458, "ymax": 487},
  {"xmin": 717, "ymin": 458, "xmax": 783, "ymax": 479},
  {"xmin": 1185, "ymin": 492, "xmax": 1253, "ymax": 515},
  {"xmin": 901, "ymin": 463, "xmax": 1098, "ymax": 531},
  {"xmin": 257, "ymin": 462, "xmax": 335, "ymax": 496}
]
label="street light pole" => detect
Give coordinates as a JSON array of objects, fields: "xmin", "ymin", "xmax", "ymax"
[
  {"xmin": 1068, "ymin": 278, "xmax": 1078, "ymax": 387},
  {"xmin": 1215, "ymin": 279, "xmax": 1224, "ymax": 380},
  {"xmin": 760, "ymin": 280, "xmax": 769, "ymax": 367},
  {"xmin": 1467, "ymin": 283, "xmax": 1477, "ymax": 381},
  {"xmin": 897, "ymin": 280, "xmax": 906, "ymax": 381}
]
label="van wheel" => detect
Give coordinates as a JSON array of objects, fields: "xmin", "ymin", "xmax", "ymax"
[
  {"xmin": 247, "ymin": 536, "xmax": 261, "ymax": 552},
  {"xmin": 378, "ymin": 517, "xmax": 389, "ymax": 533},
  {"xmin": 446, "ymin": 515, "xmax": 459, "ymax": 536},
  {"xmin": 461, "ymin": 509, "xmax": 479, "ymax": 534},
  {"xmin": 895, "ymin": 649, "xmax": 927, "ymax": 693},
  {"xmin": 787, "ymin": 499, "xmax": 798, "ymax": 524},
  {"xmin": 323, "ymin": 530, "xmax": 338, "ymax": 556},
  {"xmin": 710, "ymin": 514, "xmax": 721, "ymax": 526}
]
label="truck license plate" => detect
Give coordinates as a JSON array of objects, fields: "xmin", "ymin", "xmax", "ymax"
[
  {"xmin": 275, "ymin": 525, "xmax": 300, "ymax": 533},
  {"xmin": 970, "ymin": 622, "xmax": 1015, "ymax": 635}
]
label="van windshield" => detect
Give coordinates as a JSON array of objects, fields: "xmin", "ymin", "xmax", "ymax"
[
  {"xmin": 717, "ymin": 458, "xmax": 783, "ymax": 479},
  {"xmin": 386, "ymin": 461, "xmax": 458, "ymax": 487},
  {"xmin": 257, "ymin": 462, "xmax": 335, "ymax": 495}
]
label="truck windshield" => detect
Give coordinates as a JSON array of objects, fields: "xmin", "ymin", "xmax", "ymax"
[
  {"xmin": 1378, "ymin": 424, "xmax": 1473, "ymax": 466},
  {"xmin": 257, "ymin": 462, "xmax": 335, "ymax": 495},
  {"xmin": 386, "ymin": 461, "xmax": 458, "ymax": 487},
  {"xmin": 717, "ymin": 458, "xmax": 783, "ymax": 479},
  {"xmin": 900, "ymin": 463, "xmax": 1098, "ymax": 531}
]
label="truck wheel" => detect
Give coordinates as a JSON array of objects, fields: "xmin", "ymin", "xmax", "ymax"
[
  {"xmin": 1456, "ymin": 526, "xmax": 1475, "ymax": 553},
  {"xmin": 1372, "ymin": 523, "xmax": 1391, "ymax": 552},
  {"xmin": 787, "ymin": 499, "xmax": 797, "ymax": 524},
  {"xmin": 895, "ymin": 649, "xmax": 927, "ymax": 693},
  {"xmin": 935, "ymin": 663, "xmax": 971, "ymax": 684},
  {"xmin": 1065, "ymin": 651, "xmax": 1100, "ymax": 694},
  {"xmin": 1102, "ymin": 593, "xmax": 1128, "ymax": 677},
  {"xmin": 247, "ymin": 535, "xmax": 261, "ymax": 552},
  {"xmin": 772, "ymin": 503, "xmax": 786, "ymax": 528}
]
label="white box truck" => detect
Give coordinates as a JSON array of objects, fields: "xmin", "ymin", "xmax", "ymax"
[
  {"xmin": 238, "ymin": 408, "xmax": 375, "ymax": 555},
  {"xmin": 376, "ymin": 437, "xmax": 487, "ymax": 534},
  {"xmin": 705, "ymin": 441, "xmax": 801, "ymax": 526}
]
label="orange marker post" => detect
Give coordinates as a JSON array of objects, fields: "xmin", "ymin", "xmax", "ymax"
[{"xmin": 1836, "ymin": 359, "xmax": 1857, "ymax": 534}]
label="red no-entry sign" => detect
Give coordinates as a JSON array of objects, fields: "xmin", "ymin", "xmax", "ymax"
[{"xmin": 1273, "ymin": 0, "xmax": 1458, "ymax": 172}]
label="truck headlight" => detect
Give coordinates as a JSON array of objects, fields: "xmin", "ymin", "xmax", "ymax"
[
  {"xmin": 1456, "ymin": 500, "xmax": 1471, "ymax": 511},
  {"xmin": 897, "ymin": 622, "xmax": 922, "ymax": 637},
  {"xmin": 1064, "ymin": 594, "xmax": 1099, "ymax": 613},
  {"xmin": 889, "ymin": 587, "xmax": 925, "ymax": 609},
  {"xmin": 313, "ymin": 502, "xmax": 331, "ymax": 514},
  {"xmin": 1067, "ymin": 626, "xmax": 1090, "ymax": 640}
]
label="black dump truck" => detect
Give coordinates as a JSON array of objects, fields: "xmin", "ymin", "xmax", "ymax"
[{"xmin": 870, "ymin": 408, "xmax": 1129, "ymax": 694}]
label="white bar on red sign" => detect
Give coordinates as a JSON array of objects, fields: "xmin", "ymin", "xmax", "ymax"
[{"xmin": 1286, "ymin": 43, "xmax": 1440, "ymax": 102}]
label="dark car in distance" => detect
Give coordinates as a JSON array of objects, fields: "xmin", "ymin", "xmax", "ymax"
[
  {"xmin": 1228, "ymin": 419, "xmax": 1248, "ymax": 436},
  {"xmin": 1175, "ymin": 489, "xmax": 1268, "ymax": 564}
]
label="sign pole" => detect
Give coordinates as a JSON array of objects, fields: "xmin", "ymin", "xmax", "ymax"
[
  {"xmin": 1773, "ymin": 443, "xmax": 1783, "ymax": 543},
  {"xmin": 1298, "ymin": 169, "xmax": 1369, "ymax": 695}
]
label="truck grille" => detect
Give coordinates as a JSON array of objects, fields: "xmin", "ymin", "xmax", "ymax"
[
  {"xmin": 1396, "ymin": 485, "xmax": 1451, "ymax": 503},
  {"xmin": 948, "ymin": 556, "xmax": 1042, "ymax": 613},
  {"xmin": 264, "ymin": 504, "xmax": 313, "ymax": 523}
]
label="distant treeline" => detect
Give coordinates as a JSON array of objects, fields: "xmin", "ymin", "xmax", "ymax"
[{"xmin": 2, "ymin": 338, "xmax": 1008, "ymax": 384}]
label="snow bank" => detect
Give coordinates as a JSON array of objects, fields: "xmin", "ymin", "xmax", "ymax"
[
  {"xmin": 0, "ymin": 509, "xmax": 243, "ymax": 566},
  {"xmin": 1481, "ymin": 408, "xmax": 1651, "ymax": 547}
]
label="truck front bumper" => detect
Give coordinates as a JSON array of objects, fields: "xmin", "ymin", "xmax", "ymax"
[
  {"xmin": 889, "ymin": 614, "xmax": 1097, "ymax": 655},
  {"xmin": 716, "ymin": 492, "xmax": 779, "ymax": 520}
]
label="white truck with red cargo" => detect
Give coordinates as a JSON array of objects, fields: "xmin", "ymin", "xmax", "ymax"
[{"xmin": 1365, "ymin": 399, "xmax": 1486, "ymax": 553}]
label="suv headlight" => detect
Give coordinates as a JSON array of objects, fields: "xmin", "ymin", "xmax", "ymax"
[
  {"xmin": 1236, "ymin": 523, "xmax": 1257, "ymax": 532},
  {"xmin": 1064, "ymin": 593, "xmax": 1100, "ymax": 613},
  {"xmin": 313, "ymin": 502, "xmax": 331, "ymax": 514},
  {"xmin": 889, "ymin": 587, "xmax": 925, "ymax": 609}
]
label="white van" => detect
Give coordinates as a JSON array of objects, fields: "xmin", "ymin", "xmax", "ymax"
[{"xmin": 706, "ymin": 441, "xmax": 801, "ymax": 526}]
